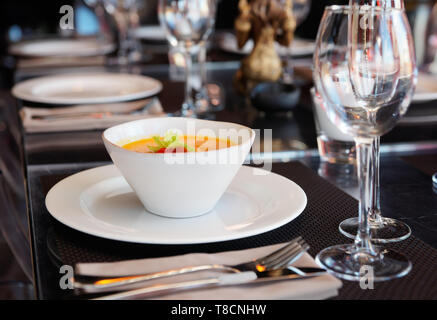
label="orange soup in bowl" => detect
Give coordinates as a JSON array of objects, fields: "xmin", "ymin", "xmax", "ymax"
[{"xmin": 122, "ymin": 133, "xmax": 237, "ymax": 153}]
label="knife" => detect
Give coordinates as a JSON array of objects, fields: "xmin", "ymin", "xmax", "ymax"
[
  {"xmin": 73, "ymin": 265, "xmax": 325, "ymax": 294},
  {"xmin": 91, "ymin": 266, "xmax": 327, "ymax": 300}
]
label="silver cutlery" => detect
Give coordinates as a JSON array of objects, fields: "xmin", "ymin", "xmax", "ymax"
[
  {"xmin": 30, "ymin": 99, "xmax": 157, "ymax": 121},
  {"xmin": 93, "ymin": 266, "xmax": 327, "ymax": 300},
  {"xmin": 73, "ymin": 236, "xmax": 310, "ymax": 294},
  {"xmin": 32, "ymin": 111, "xmax": 133, "ymax": 121}
]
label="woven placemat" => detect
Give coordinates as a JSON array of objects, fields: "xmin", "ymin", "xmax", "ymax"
[{"xmin": 41, "ymin": 162, "xmax": 437, "ymax": 299}]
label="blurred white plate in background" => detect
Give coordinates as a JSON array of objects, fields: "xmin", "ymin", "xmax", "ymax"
[
  {"xmin": 400, "ymin": 73, "xmax": 437, "ymax": 125},
  {"xmin": 9, "ymin": 38, "xmax": 115, "ymax": 58},
  {"xmin": 413, "ymin": 72, "xmax": 437, "ymax": 103},
  {"xmin": 133, "ymin": 25, "xmax": 167, "ymax": 42},
  {"xmin": 12, "ymin": 73, "xmax": 163, "ymax": 104}
]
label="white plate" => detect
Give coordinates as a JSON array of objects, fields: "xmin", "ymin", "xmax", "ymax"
[
  {"xmin": 45, "ymin": 165, "xmax": 307, "ymax": 244},
  {"xmin": 133, "ymin": 25, "xmax": 167, "ymax": 42},
  {"xmin": 12, "ymin": 73, "xmax": 163, "ymax": 104},
  {"xmin": 218, "ymin": 32, "xmax": 316, "ymax": 57},
  {"xmin": 9, "ymin": 38, "xmax": 115, "ymax": 58},
  {"xmin": 413, "ymin": 72, "xmax": 437, "ymax": 103}
]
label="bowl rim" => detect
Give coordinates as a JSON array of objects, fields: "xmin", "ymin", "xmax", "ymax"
[{"xmin": 102, "ymin": 117, "xmax": 256, "ymax": 156}]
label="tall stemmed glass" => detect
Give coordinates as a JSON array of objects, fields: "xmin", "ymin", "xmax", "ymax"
[
  {"xmin": 102, "ymin": 0, "xmax": 142, "ymax": 65},
  {"xmin": 339, "ymin": 0, "xmax": 412, "ymax": 244},
  {"xmin": 313, "ymin": 5, "xmax": 417, "ymax": 281},
  {"xmin": 158, "ymin": 0, "xmax": 216, "ymax": 117}
]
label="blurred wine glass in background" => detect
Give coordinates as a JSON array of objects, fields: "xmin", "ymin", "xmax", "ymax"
[
  {"xmin": 281, "ymin": 0, "xmax": 312, "ymax": 84},
  {"xmin": 424, "ymin": 2, "xmax": 437, "ymax": 73},
  {"xmin": 293, "ymin": 0, "xmax": 312, "ymax": 25},
  {"xmin": 158, "ymin": 0, "xmax": 216, "ymax": 117},
  {"xmin": 101, "ymin": 0, "xmax": 143, "ymax": 65},
  {"xmin": 82, "ymin": 0, "xmax": 112, "ymax": 41}
]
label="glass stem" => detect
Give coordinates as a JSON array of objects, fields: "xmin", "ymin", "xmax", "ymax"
[
  {"xmin": 182, "ymin": 49, "xmax": 194, "ymax": 114},
  {"xmin": 283, "ymin": 52, "xmax": 294, "ymax": 84},
  {"xmin": 117, "ymin": 24, "xmax": 129, "ymax": 64},
  {"xmin": 199, "ymin": 44, "xmax": 207, "ymax": 88},
  {"xmin": 370, "ymin": 137, "xmax": 383, "ymax": 224},
  {"xmin": 354, "ymin": 138, "xmax": 378, "ymax": 256}
]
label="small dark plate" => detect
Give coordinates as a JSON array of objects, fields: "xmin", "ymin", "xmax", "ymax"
[{"xmin": 250, "ymin": 82, "xmax": 301, "ymax": 113}]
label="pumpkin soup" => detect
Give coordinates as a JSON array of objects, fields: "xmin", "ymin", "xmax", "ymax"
[{"xmin": 122, "ymin": 132, "xmax": 236, "ymax": 153}]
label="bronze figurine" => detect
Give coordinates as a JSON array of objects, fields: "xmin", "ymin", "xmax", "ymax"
[{"xmin": 234, "ymin": 0, "xmax": 297, "ymax": 93}]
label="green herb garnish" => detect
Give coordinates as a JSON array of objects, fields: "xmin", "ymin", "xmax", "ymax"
[{"xmin": 149, "ymin": 131, "xmax": 194, "ymax": 153}]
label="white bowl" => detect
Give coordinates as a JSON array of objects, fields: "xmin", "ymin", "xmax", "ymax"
[{"xmin": 103, "ymin": 117, "xmax": 255, "ymax": 218}]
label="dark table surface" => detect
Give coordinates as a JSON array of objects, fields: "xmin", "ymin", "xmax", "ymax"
[
  {"xmin": 3, "ymin": 45, "xmax": 437, "ymax": 300},
  {"xmin": 25, "ymin": 156, "xmax": 437, "ymax": 300}
]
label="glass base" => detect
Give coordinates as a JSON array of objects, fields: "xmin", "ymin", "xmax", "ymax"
[
  {"xmin": 339, "ymin": 217, "xmax": 411, "ymax": 244},
  {"xmin": 316, "ymin": 244, "xmax": 412, "ymax": 282}
]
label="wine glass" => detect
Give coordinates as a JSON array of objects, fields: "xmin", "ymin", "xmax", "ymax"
[
  {"xmin": 102, "ymin": 0, "xmax": 142, "ymax": 65},
  {"xmin": 313, "ymin": 5, "xmax": 417, "ymax": 281},
  {"xmin": 337, "ymin": 0, "xmax": 413, "ymax": 245},
  {"xmin": 170, "ymin": 30, "xmax": 223, "ymax": 114},
  {"xmin": 158, "ymin": 0, "xmax": 216, "ymax": 117},
  {"xmin": 191, "ymin": 43, "xmax": 225, "ymax": 114}
]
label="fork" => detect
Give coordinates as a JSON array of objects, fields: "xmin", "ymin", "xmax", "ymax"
[{"xmin": 73, "ymin": 236, "xmax": 310, "ymax": 293}]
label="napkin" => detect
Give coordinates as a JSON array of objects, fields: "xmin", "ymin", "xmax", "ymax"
[
  {"xmin": 20, "ymin": 97, "xmax": 165, "ymax": 133},
  {"xmin": 16, "ymin": 56, "xmax": 106, "ymax": 70},
  {"xmin": 75, "ymin": 243, "xmax": 343, "ymax": 300}
]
